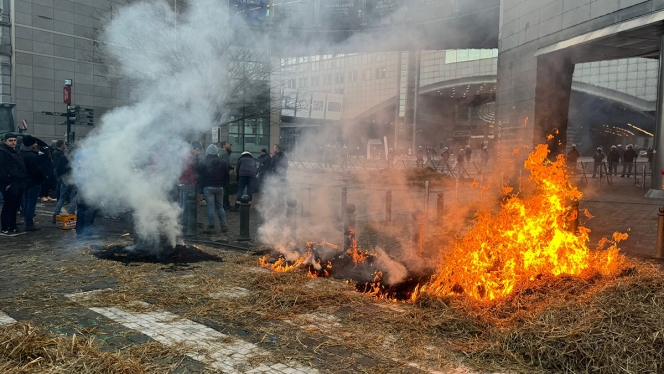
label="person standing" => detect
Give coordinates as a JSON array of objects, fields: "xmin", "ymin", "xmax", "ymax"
[
  {"xmin": 566, "ymin": 145, "xmax": 581, "ymax": 174},
  {"xmin": 607, "ymin": 145, "xmax": 620, "ymax": 176},
  {"xmin": 622, "ymin": 144, "xmax": 637, "ymax": 177},
  {"xmin": 271, "ymin": 144, "xmax": 288, "ymax": 180},
  {"xmin": 38, "ymin": 144, "xmax": 56, "ymax": 202},
  {"xmin": 52, "ymin": 140, "xmax": 66, "ymax": 202},
  {"xmin": 592, "ymin": 147, "xmax": 606, "ymax": 178},
  {"xmin": 218, "ymin": 141, "xmax": 233, "ymax": 209},
  {"xmin": 73, "ymin": 149, "xmax": 98, "ymax": 238},
  {"xmin": 231, "ymin": 150, "xmax": 257, "ymax": 212},
  {"xmin": 19, "ymin": 135, "xmax": 46, "ymax": 231},
  {"xmin": 416, "ymin": 146, "xmax": 424, "ymax": 168},
  {"xmin": 52, "ymin": 147, "xmax": 76, "ymax": 222},
  {"xmin": 197, "ymin": 144, "xmax": 229, "ymax": 233},
  {"xmin": 464, "ymin": 145, "xmax": 473, "ymax": 164},
  {"xmin": 0, "ymin": 133, "xmax": 27, "ymax": 236},
  {"xmin": 177, "ymin": 141, "xmax": 201, "ymax": 227},
  {"xmin": 256, "ymin": 148, "xmax": 271, "ymax": 193}
]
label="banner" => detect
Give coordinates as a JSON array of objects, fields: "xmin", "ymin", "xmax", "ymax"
[
  {"xmin": 310, "ymin": 92, "xmax": 327, "ymax": 119},
  {"xmin": 365, "ymin": 0, "xmax": 405, "ymax": 26},
  {"xmin": 325, "ymin": 93, "xmax": 344, "ymax": 121},
  {"xmin": 319, "ymin": 0, "xmax": 362, "ymax": 28},
  {"xmin": 272, "ymin": 0, "xmax": 315, "ymax": 27}
]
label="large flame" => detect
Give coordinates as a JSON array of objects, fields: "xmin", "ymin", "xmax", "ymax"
[{"xmin": 423, "ymin": 144, "xmax": 625, "ymax": 301}]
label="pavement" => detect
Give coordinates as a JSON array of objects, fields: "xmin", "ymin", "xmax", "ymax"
[{"xmin": 0, "ymin": 167, "xmax": 663, "ymax": 373}]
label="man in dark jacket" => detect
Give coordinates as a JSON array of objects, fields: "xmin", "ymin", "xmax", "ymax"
[
  {"xmin": 0, "ymin": 133, "xmax": 28, "ymax": 236},
  {"xmin": 592, "ymin": 147, "xmax": 606, "ymax": 178},
  {"xmin": 622, "ymin": 144, "xmax": 637, "ymax": 177},
  {"xmin": 270, "ymin": 144, "xmax": 288, "ymax": 180},
  {"xmin": 52, "ymin": 148, "xmax": 76, "ymax": 222},
  {"xmin": 566, "ymin": 145, "xmax": 581, "ymax": 174},
  {"xmin": 19, "ymin": 135, "xmax": 46, "ymax": 231},
  {"xmin": 232, "ymin": 150, "xmax": 257, "ymax": 212},
  {"xmin": 52, "ymin": 140, "xmax": 67, "ymax": 201},
  {"xmin": 256, "ymin": 148, "xmax": 271, "ymax": 193},
  {"xmin": 197, "ymin": 144, "xmax": 229, "ymax": 233},
  {"xmin": 607, "ymin": 145, "xmax": 620, "ymax": 176}
]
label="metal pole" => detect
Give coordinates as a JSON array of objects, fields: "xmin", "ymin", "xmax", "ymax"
[
  {"xmin": 385, "ymin": 190, "xmax": 392, "ymax": 223},
  {"xmin": 412, "ymin": 211, "xmax": 424, "ymax": 257},
  {"xmin": 344, "ymin": 203, "xmax": 356, "ymax": 251},
  {"xmin": 185, "ymin": 192, "xmax": 197, "ymax": 236},
  {"xmin": 238, "ymin": 195, "xmax": 251, "ymax": 241},
  {"xmin": 412, "ymin": 50, "xmax": 421, "ymax": 152},
  {"xmin": 424, "ymin": 181, "xmax": 429, "ymax": 218},
  {"xmin": 437, "ymin": 192, "xmax": 444, "ymax": 225},
  {"xmin": 650, "ymin": 35, "xmax": 664, "ymax": 192},
  {"xmin": 643, "ymin": 166, "xmax": 647, "ymax": 190},
  {"xmin": 570, "ymin": 199, "xmax": 579, "ymax": 234},
  {"xmin": 394, "ymin": 51, "xmax": 402, "ymax": 151},
  {"xmin": 341, "ymin": 186, "xmax": 347, "ymax": 219},
  {"xmin": 656, "ymin": 207, "xmax": 664, "ymax": 259}
]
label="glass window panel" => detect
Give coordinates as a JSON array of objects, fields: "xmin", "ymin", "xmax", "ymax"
[
  {"xmin": 457, "ymin": 50, "xmax": 469, "ymax": 62},
  {"xmin": 445, "ymin": 50, "xmax": 457, "ymax": 64}
]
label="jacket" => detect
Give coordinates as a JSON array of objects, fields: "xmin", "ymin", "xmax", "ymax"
[
  {"xmin": 236, "ymin": 152, "xmax": 257, "ymax": 177},
  {"xmin": 52, "ymin": 148, "xmax": 64, "ymax": 169},
  {"xmin": 55, "ymin": 152, "xmax": 73, "ymax": 185},
  {"xmin": 608, "ymin": 150, "xmax": 620, "ymax": 163},
  {"xmin": 197, "ymin": 154, "xmax": 229, "ymax": 188},
  {"xmin": 270, "ymin": 151, "xmax": 288, "ymax": 178},
  {"xmin": 623, "ymin": 149, "xmax": 637, "ymax": 163},
  {"xmin": 567, "ymin": 149, "xmax": 580, "ymax": 163},
  {"xmin": 219, "ymin": 149, "xmax": 232, "ymax": 171},
  {"xmin": 178, "ymin": 152, "xmax": 197, "ymax": 185},
  {"xmin": 19, "ymin": 146, "xmax": 46, "ymax": 187},
  {"xmin": 0, "ymin": 143, "xmax": 27, "ymax": 190},
  {"xmin": 256, "ymin": 153, "xmax": 271, "ymax": 173},
  {"xmin": 593, "ymin": 152, "xmax": 606, "ymax": 163}
]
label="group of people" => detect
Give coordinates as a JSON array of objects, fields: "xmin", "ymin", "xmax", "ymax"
[
  {"xmin": 0, "ymin": 133, "xmax": 86, "ymax": 237},
  {"xmin": 416, "ymin": 145, "xmax": 490, "ymax": 172},
  {"xmin": 177, "ymin": 141, "xmax": 288, "ymax": 233},
  {"xmin": 566, "ymin": 144, "xmax": 640, "ymax": 177}
]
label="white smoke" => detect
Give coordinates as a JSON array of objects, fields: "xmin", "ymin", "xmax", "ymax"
[{"xmin": 74, "ymin": 0, "xmax": 255, "ymax": 246}]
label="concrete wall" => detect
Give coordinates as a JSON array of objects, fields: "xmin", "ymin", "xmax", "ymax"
[
  {"xmin": 496, "ymin": 0, "xmax": 663, "ymax": 161},
  {"xmin": 11, "ymin": 0, "xmax": 130, "ymax": 142}
]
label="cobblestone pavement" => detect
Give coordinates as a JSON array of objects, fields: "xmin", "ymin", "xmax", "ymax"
[{"xmin": 0, "ymin": 168, "xmax": 661, "ymax": 373}]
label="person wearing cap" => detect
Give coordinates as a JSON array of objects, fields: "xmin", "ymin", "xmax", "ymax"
[
  {"xmin": 607, "ymin": 145, "xmax": 620, "ymax": 176},
  {"xmin": 218, "ymin": 141, "xmax": 233, "ymax": 209},
  {"xmin": 0, "ymin": 133, "xmax": 28, "ymax": 236},
  {"xmin": 177, "ymin": 141, "xmax": 202, "ymax": 227},
  {"xmin": 256, "ymin": 148, "xmax": 271, "ymax": 193},
  {"xmin": 566, "ymin": 145, "xmax": 581, "ymax": 175},
  {"xmin": 592, "ymin": 147, "xmax": 606, "ymax": 178},
  {"xmin": 622, "ymin": 144, "xmax": 637, "ymax": 177},
  {"xmin": 196, "ymin": 144, "xmax": 229, "ymax": 233},
  {"xmin": 19, "ymin": 135, "xmax": 46, "ymax": 231},
  {"xmin": 231, "ymin": 150, "xmax": 257, "ymax": 212}
]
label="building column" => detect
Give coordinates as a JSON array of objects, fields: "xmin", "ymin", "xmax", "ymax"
[
  {"xmin": 412, "ymin": 50, "xmax": 421, "ymax": 152},
  {"xmin": 394, "ymin": 51, "xmax": 402, "ymax": 152},
  {"xmin": 647, "ymin": 35, "xmax": 664, "ymax": 197},
  {"xmin": 533, "ymin": 54, "xmax": 575, "ymax": 158}
]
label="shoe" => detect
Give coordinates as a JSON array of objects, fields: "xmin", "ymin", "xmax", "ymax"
[
  {"xmin": 0, "ymin": 230, "xmax": 18, "ymax": 237},
  {"xmin": 220, "ymin": 226, "xmax": 228, "ymax": 233},
  {"xmin": 204, "ymin": 226, "xmax": 215, "ymax": 234},
  {"xmin": 25, "ymin": 226, "xmax": 41, "ymax": 232},
  {"xmin": 11, "ymin": 229, "xmax": 27, "ymax": 235}
]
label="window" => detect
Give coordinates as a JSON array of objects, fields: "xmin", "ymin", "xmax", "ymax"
[
  {"xmin": 323, "ymin": 54, "xmax": 332, "ymax": 60},
  {"xmin": 299, "ymin": 56, "xmax": 308, "ymax": 63},
  {"xmin": 363, "ymin": 68, "xmax": 372, "ymax": 81},
  {"xmin": 311, "ymin": 55, "xmax": 320, "ymax": 61},
  {"xmin": 338, "ymin": 58, "xmax": 345, "ymax": 68},
  {"xmin": 375, "ymin": 67, "xmax": 386, "ymax": 79},
  {"xmin": 299, "ymin": 77, "xmax": 308, "ymax": 88},
  {"xmin": 323, "ymin": 60, "xmax": 331, "ymax": 70},
  {"xmin": 348, "ymin": 71, "xmax": 358, "ymax": 82},
  {"xmin": 335, "ymin": 88, "xmax": 344, "ymax": 94},
  {"xmin": 376, "ymin": 53, "xmax": 386, "ymax": 62},
  {"xmin": 312, "ymin": 61, "xmax": 320, "ymax": 71},
  {"xmin": 445, "ymin": 49, "xmax": 498, "ymax": 64},
  {"xmin": 362, "ymin": 54, "xmax": 370, "ymax": 64},
  {"xmin": 349, "ymin": 55, "xmax": 357, "ymax": 66},
  {"xmin": 311, "ymin": 76, "xmax": 320, "ymax": 87},
  {"xmin": 287, "ymin": 79, "xmax": 296, "ymax": 88},
  {"xmin": 335, "ymin": 73, "xmax": 344, "ymax": 84},
  {"xmin": 325, "ymin": 74, "xmax": 333, "ymax": 85}
]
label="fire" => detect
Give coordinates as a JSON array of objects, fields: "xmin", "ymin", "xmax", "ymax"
[
  {"xmin": 423, "ymin": 144, "xmax": 625, "ymax": 301},
  {"xmin": 346, "ymin": 228, "xmax": 375, "ymax": 266}
]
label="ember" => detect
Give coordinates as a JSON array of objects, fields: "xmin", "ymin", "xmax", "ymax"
[{"xmin": 423, "ymin": 144, "xmax": 625, "ymax": 301}]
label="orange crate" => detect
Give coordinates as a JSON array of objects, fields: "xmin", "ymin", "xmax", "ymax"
[{"xmin": 55, "ymin": 214, "xmax": 77, "ymax": 230}]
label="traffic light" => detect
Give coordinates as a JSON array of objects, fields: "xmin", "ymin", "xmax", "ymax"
[
  {"xmin": 67, "ymin": 106, "xmax": 94, "ymax": 126},
  {"xmin": 66, "ymin": 105, "xmax": 78, "ymax": 128}
]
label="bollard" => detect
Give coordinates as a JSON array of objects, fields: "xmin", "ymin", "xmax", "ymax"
[
  {"xmin": 237, "ymin": 195, "xmax": 251, "ymax": 241},
  {"xmin": 287, "ymin": 199, "xmax": 297, "ymax": 235},
  {"xmin": 570, "ymin": 199, "xmax": 579, "ymax": 234},
  {"xmin": 424, "ymin": 181, "xmax": 429, "ymax": 218},
  {"xmin": 656, "ymin": 207, "xmax": 664, "ymax": 259},
  {"xmin": 341, "ymin": 187, "xmax": 347, "ymax": 219},
  {"xmin": 185, "ymin": 192, "xmax": 198, "ymax": 236},
  {"xmin": 437, "ymin": 193, "xmax": 444, "ymax": 225},
  {"xmin": 643, "ymin": 166, "xmax": 647, "ymax": 190},
  {"xmin": 344, "ymin": 203, "xmax": 356, "ymax": 251},
  {"xmin": 385, "ymin": 190, "xmax": 392, "ymax": 223}
]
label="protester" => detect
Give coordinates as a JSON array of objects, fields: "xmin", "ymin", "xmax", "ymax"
[
  {"xmin": 73, "ymin": 149, "xmax": 97, "ymax": 238},
  {"xmin": 622, "ymin": 144, "xmax": 637, "ymax": 177},
  {"xmin": 416, "ymin": 146, "xmax": 424, "ymax": 168},
  {"xmin": 231, "ymin": 150, "xmax": 257, "ymax": 212},
  {"xmin": 218, "ymin": 141, "xmax": 233, "ymax": 209},
  {"xmin": 256, "ymin": 148, "xmax": 271, "ymax": 192},
  {"xmin": 607, "ymin": 145, "xmax": 620, "ymax": 176},
  {"xmin": 38, "ymin": 144, "xmax": 56, "ymax": 202},
  {"xmin": 197, "ymin": 144, "xmax": 229, "ymax": 233},
  {"xmin": 52, "ymin": 146, "xmax": 77, "ymax": 223},
  {"xmin": 177, "ymin": 141, "xmax": 201, "ymax": 227},
  {"xmin": 270, "ymin": 144, "xmax": 288, "ymax": 180},
  {"xmin": 0, "ymin": 133, "xmax": 27, "ymax": 236},
  {"xmin": 441, "ymin": 147, "xmax": 450, "ymax": 164},
  {"xmin": 592, "ymin": 147, "xmax": 606, "ymax": 178},
  {"xmin": 52, "ymin": 140, "xmax": 67, "ymax": 202},
  {"xmin": 20, "ymin": 135, "xmax": 46, "ymax": 231},
  {"xmin": 465, "ymin": 145, "xmax": 472, "ymax": 163},
  {"xmin": 566, "ymin": 145, "xmax": 581, "ymax": 174}
]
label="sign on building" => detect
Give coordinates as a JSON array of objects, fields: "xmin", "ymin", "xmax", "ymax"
[
  {"xmin": 310, "ymin": 92, "xmax": 327, "ymax": 119},
  {"xmin": 319, "ymin": 0, "xmax": 363, "ymax": 28},
  {"xmin": 325, "ymin": 93, "xmax": 344, "ymax": 120}
]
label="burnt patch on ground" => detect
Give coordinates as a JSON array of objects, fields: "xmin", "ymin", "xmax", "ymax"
[{"xmin": 93, "ymin": 244, "xmax": 224, "ymax": 265}]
